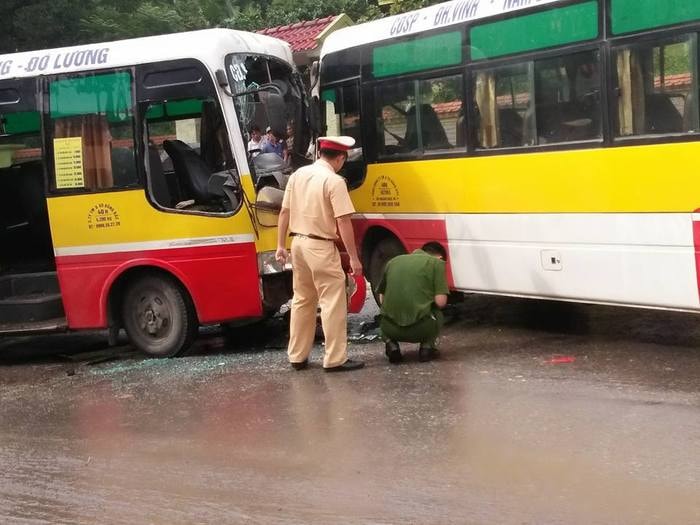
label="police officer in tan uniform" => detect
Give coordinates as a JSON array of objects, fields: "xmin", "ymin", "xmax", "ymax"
[{"xmin": 275, "ymin": 136, "xmax": 365, "ymax": 372}]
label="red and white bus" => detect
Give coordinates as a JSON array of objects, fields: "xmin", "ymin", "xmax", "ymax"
[{"xmin": 0, "ymin": 29, "xmax": 313, "ymax": 356}]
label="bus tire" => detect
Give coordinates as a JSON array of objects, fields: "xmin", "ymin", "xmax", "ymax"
[
  {"xmin": 367, "ymin": 237, "xmax": 406, "ymax": 305},
  {"xmin": 121, "ymin": 274, "xmax": 198, "ymax": 358}
]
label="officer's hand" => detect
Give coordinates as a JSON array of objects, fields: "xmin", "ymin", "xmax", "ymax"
[
  {"xmin": 349, "ymin": 256, "xmax": 363, "ymax": 276},
  {"xmin": 275, "ymin": 247, "xmax": 289, "ymax": 264}
]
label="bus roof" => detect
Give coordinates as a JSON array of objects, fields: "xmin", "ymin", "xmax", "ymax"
[
  {"xmin": 0, "ymin": 28, "xmax": 294, "ymax": 81},
  {"xmin": 322, "ymin": 0, "xmax": 567, "ymax": 57}
]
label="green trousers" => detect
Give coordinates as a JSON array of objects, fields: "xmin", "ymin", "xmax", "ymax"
[{"xmin": 379, "ymin": 309, "xmax": 444, "ymax": 346}]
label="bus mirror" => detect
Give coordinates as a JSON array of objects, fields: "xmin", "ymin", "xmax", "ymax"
[
  {"xmin": 309, "ymin": 95, "xmax": 321, "ymax": 135},
  {"xmin": 309, "ymin": 60, "xmax": 320, "ymax": 91},
  {"xmin": 215, "ymin": 69, "xmax": 229, "ymax": 88},
  {"xmin": 255, "ymin": 186, "xmax": 284, "ymax": 227}
]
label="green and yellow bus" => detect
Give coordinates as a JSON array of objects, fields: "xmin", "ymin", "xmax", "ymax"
[{"xmin": 320, "ymin": 0, "xmax": 700, "ymax": 314}]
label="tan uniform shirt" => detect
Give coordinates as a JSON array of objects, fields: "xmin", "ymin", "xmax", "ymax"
[{"xmin": 281, "ymin": 158, "xmax": 355, "ymax": 240}]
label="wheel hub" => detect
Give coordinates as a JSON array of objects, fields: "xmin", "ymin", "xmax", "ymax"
[{"xmin": 138, "ymin": 295, "xmax": 170, "ymax": 337}]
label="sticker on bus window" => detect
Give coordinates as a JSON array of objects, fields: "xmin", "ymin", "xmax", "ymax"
[{"xmin": 54, "ymin": 137, "xmax": 85, "ymax": 189}]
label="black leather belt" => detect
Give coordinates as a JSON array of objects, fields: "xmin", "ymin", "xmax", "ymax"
[{"xmin": 290, "ymin": 232, "xmax": 334, "ymax": 241}]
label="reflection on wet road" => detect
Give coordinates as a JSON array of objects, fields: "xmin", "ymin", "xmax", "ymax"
[{"xmin": 1, "ymin": 296, "xmax": 699, "ymax": 524}]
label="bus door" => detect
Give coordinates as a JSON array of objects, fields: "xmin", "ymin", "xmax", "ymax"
[
  {"xmin": 320, "ymin": 81, "xmax": 366, "ymax": 189},
  {"xmin": 0, "ymin": 77, "xmax": 64, "ymax": 331}
]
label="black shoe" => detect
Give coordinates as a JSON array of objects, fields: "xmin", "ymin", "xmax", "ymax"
[
  {"xmin": 324, "ymin": 359, "xmax": 365, "ymax": 372},
  {"xmin": 291, "ymin": 359, "xmax": 308, "ymax": 370},
  {"xmin": 418, "ymin": 345, "xmax": 439, "ymax": 362},
  {"xmin": 385, "ymin": 341, "xmax": 402, "ymax": 364}
]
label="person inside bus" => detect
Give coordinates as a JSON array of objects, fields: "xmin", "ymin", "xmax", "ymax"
[
  {"xmin": 247, "ymin": 125, "xmax": 263, "ymax": 158},
  {"xmin": 377, "ymin": 242, "xmax": 449, "ymax": 364},
  {"xmin": 263, "ymin": 126, "xmax": 274, "ymax": 146},
  {"xmin": 261, "ymin": 129, "xmax": 288, "ymax": 162},
  {"xmin": 405, "ymin": 104, "xmax": 451, "ymax": 151}
]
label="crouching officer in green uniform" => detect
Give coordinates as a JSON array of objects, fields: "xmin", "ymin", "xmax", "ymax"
[{"xmin": 376, "ymin": 242, "xmax": 449, "ymax": 363}]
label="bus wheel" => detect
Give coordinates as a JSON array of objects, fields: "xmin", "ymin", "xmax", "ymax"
[
  {"xmin": 367, "ymin": 237, "xmax": 406, "ymax": 305},
  {"xmin": 121, "ymin": 274, "xmax": 198, "ymax": 357}
]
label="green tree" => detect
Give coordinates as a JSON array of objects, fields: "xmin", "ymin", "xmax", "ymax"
[
  {"xmin": 1, "ymin": 0, "xmax": 94, "ymax": 53},
  {"xmin": 0, "ymin": 0, "xmax": 445, "ymax": 55}
]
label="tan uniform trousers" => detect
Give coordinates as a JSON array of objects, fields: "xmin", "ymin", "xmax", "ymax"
[{"xmin": 288, "ymin": 236, "xmax": 348, "ymax": 368}]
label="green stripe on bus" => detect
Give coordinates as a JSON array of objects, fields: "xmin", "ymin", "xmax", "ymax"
[
  {"xmin": 321, "ymin": 89, "xmax": 336, "ymax": 103},
  {"xmin": 372, "ymin": 31, "xmax": 462, "ymax": 78},
  {"xmin": 470, "ymin": 1, "xmax": 599, "ymax": 60},
  {"xmin": 50, "ymin": 71, "xmax": 132, "ymax": 119},
  {"xmin": 612, "ymin": 0, "xmax": 700, "ymax": 35},
  {"xmin": 145, "ymin": 99, "xmax": 204, "ymax": 120},
  {"xmin": 3, "ymin": 111, "xmax": 40, "ymax": 134}
]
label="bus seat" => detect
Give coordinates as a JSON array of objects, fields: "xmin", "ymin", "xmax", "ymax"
[
  {"xmin": 683, "ymin": 91, "xmax": 696, "ymax": 132},
  {"xmin": 111, "ymin": 147, "xmax": 137, "ymax": 187},
  {"xmin": 163, "ymin": 139, "xmax": 212, "ymax": 203},
  {"xmin": 405, "ymin": 104, "xmax": 451, "ymax": 150},
  {"xmin": 645, "ymin": 93, "xmax": 683, "ymax": 134},
  {"xmin": 498, "ymin": 108, "xmax": 524, "ymax": 147},
  {"xmin": 148, "ymin": 146, "xmax": 175, "ymax": 208}
]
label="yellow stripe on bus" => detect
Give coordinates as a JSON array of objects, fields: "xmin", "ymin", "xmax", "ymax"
[
  {"xmin": 47, "ymin": 174, "xmax": 278, "ymax": 252},
  {"xmin": 351, "ymin": 142, "xmax": 700, "ymax": 213}
]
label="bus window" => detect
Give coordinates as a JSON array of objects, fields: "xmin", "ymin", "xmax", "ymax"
[
  {"xmin": 376, "ymin": 74, "xmax": 463, "ymax": 156},
  {"xmin": 0, "ymin": 79, "xmax": 53, "ymax": 268},
  {"xmin": 321, "ymin": 84, "xmax": 362, "ymax": 150},
  {"xmin": 613, "ymin": 34, "xmax": 699, "ymax": 137},
  {"xmin": 322, "ymin": 88, "xmax": 341, "ymax": 135},
  {"xmin": 47, "ymin": 71, "xmax": 139, "ymax": 191},
  {"xmin": 418, "ymin": 75, "xmax": 463, "ymax": 151},
  {"xmin": 474, "ymin": 63, "xmax": 535, "ymax": 149},
  {"xmin": 534, "ymin": 50, "xmax": 602, "ymax": 143},
  {"xmin": 376, "ymin": 82, "xmax": 415, "ymax": 156},
  {"xmin": 144, "ymin": 96, "xmax": 235, "ymax": 213},
  {"xmin": 227, "ymin": 54, "xmax": 311, "ymax": 169},
  {"xmin": 322, "ymin": 82, "xmax": 365, "ymax": 187}
]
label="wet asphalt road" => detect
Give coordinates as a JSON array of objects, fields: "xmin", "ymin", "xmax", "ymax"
[{"xmin": 1, "ymin": 295, "xmax": 699, "ymax": 525}]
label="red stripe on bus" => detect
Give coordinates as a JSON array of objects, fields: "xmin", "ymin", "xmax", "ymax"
[
  {"xmin": 54, "ymin": 242, "xmax": 262, "ymax": 329},
  {"xmin": 352, "ymin": 217, "xmax": 454, "ymax": 287}
]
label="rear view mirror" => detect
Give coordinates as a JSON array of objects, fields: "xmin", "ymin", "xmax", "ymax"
[
  {"xmin": 309, "ymin": 95, "xmax": 321, "ymax": 135},
  {"xmin": 254, "ymin": 185, "xmax": 285, "ymax": 227}
]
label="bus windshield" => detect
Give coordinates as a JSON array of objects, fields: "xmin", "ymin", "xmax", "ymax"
[{"xmin": 226, "ymin": 54, "xmax": 311, "ymax": 165}]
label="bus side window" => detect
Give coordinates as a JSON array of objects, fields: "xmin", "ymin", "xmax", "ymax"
[
  {"xmin": 418, "ymin": 75, "xmax": 463, "ymax": 151},
  {"xmin": 375, "ymin": 75, "xmax": 463, "ymax": 156},
  {"xmin": 144, "ymin": 98, "xmax": 235, "ymax": 213},
  {"xmin": 613, "ymin": 34, "xmax": 699, "ymax": 137},
  {"xmin": 375, "ymin": 82, "xmax": 415, "ymax": 156},
  {"xmin": 47, "ymin": 71, "xmax": 139, "ymax": 192},
  {"xmin": 322, "ymin": 83, "xmax": 365, "ymax": 186},
  {"xmin": 473, "ymin": 63, "xmax": 535, "ymax": 149},
  {"xmin": 321, "ymin": 88, "xmax": 342, "ymax": 136},
  {"xmin": 137, "ymin": 61, "xmax": 238, "ymax": 214},
  {"xmin": 534, "ymin": 50, "xmax": 602, "ymax": 144}
]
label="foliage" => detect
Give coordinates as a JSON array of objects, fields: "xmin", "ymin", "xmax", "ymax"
[{"xmin": 1, "ymin": 0, "xmax": 444, "ymax": 54}]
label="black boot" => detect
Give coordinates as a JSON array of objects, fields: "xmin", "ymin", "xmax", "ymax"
[
  {"xmin": 418, "ymin": 343, "xmax": 439, "ymax": 362},
  {"xmin": 385, "ymin": 341, "xmax": 402, "ymax": 364}
]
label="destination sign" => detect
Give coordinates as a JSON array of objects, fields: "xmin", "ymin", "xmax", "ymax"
[
  {"xmin": 0, "ymin": 46, "xmax": 111, "ymax": 79},
  {"xmin": 389, "ymin": 0, "xmax": 563, "ymax": 37}
]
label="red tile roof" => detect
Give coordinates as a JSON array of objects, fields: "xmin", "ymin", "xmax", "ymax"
[{"xmin": 257, "ymin": 15, "xmax": 337, "ymax": 52}]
